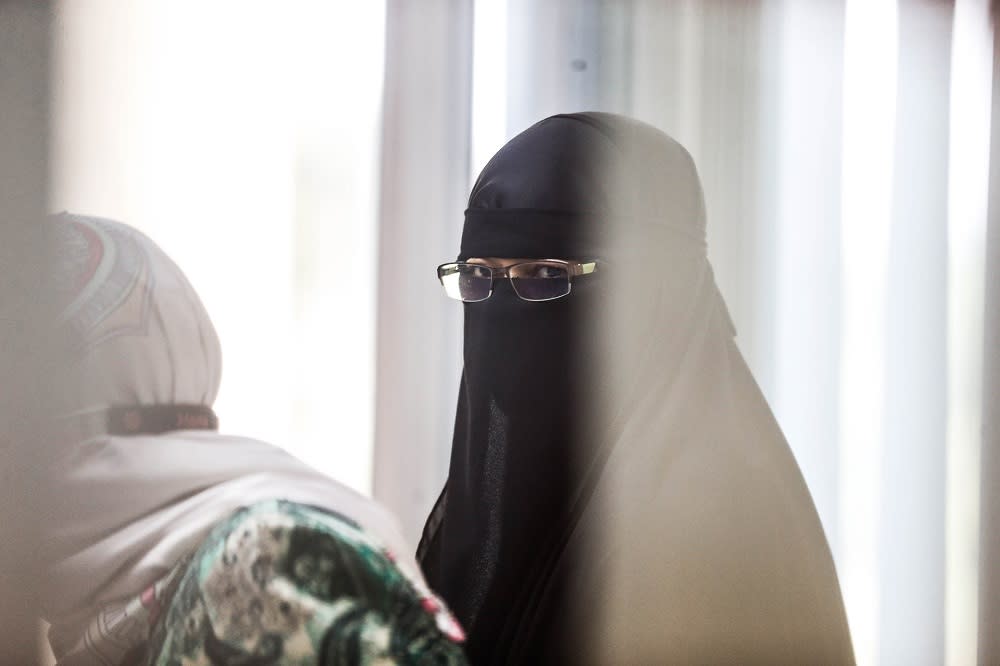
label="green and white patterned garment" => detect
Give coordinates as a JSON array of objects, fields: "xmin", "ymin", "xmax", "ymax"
[{"xmin": 146, "ymin": 500, "xmax": 467, "ymax": 665}]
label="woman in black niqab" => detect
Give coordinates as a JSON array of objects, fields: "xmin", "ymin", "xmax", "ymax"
[{"xmin": 418, "ymin": 113, "xmax": 855, "ymax": 665}]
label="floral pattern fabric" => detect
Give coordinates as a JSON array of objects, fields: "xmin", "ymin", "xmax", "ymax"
[{"xmin": 144, "ymin": 500, "xmax": 467, "ymax": 665}]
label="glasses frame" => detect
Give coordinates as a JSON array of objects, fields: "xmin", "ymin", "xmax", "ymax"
[{"xmin": 436, "ymin": 259, "xmax": 600, "ymax": 303}]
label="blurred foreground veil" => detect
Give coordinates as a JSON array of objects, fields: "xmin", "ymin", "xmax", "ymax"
[
  {"xmin": 0, "ymin": 1, "xmax": 52, "ymax": 662},
  {"xmin": 419, "ymin": 113, "xmax": 855, "ymax": 663}
]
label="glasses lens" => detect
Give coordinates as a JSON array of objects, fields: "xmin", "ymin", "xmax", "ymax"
[
  {"xmin": 509, "ymin": 262, "xmax": 570, "ymax": 301},
  {"xmin": 439, "ymin": 263, "xmax": 493, "ymax": 302}
]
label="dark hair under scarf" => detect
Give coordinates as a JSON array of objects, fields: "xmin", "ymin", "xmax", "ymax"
[{"xmin": 419, "ymin": 113, "xmax": 854, "ymax": 664}]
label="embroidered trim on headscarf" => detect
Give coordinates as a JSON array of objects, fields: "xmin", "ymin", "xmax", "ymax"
[
  {"xmin": 51, "ymin": 404, "xmax": 219, "ymax": 445},
  {"xmin": 106, "ymin": 404, "xmax": 219, "ymax": 435}
]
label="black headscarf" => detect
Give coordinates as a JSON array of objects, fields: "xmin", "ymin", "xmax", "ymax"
[{"xmin": 418, "ymin": 113, "xmax": 853, "ymax": 665}]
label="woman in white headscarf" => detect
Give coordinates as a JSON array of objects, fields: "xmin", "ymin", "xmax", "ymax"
[
  {"xmin": 418, "ymin": 113, "xmax": 855, "ymax": 664},
  {"xmin": 41, "ymin": 213, "xmax": 466, "ymax": 665}
]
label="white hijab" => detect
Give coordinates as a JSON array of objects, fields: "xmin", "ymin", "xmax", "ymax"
[{"xmin": 40, "ymin": 214, "xmax": 421, "ymax": 659}]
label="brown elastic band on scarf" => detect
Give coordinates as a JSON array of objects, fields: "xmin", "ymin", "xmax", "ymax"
[{"xmin": 105, "ymin": 404, "xmax": 219, "ymax": 436}]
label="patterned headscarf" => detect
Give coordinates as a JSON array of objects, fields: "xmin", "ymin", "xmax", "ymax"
[{"xmin": 50, "ymin": 213, "xmax": 221, "ymax": 425}]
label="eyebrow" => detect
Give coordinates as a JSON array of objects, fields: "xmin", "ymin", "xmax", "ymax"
[
  {"xmin": 467, "ymin": 257, "xmax": 531, "ymax": 267},
  {"xmin": 465, "ymin": 259, "xmax": 599, "ymax": 275}
]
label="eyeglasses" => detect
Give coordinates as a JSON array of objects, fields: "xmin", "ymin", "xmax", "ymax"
[{"xmin": 436, "ymin": 259, "xmax": 599, "ymax": 302}]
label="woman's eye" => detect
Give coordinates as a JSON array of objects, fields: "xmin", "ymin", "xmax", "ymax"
[{"xmin": 531, "ymin": 265, "xmax": 563, "ymax": 279}]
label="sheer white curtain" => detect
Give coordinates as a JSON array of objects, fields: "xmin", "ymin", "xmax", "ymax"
[
  {"xmin": 51, "ymin": 0, "xmax": 386, "ymax": 493},
  {"xmin": 373, "ymin": 0, "xmax": 472, "ymax": 545},
  {"xmin": 375, "ymin": 1, "xmax": 995, "ymax": 664}
]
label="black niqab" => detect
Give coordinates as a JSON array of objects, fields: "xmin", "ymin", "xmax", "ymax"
[
  {"xmin": 418, "ymin": 114, "xmax": 630, "ymax": 663},
  {"xmin": 419, "ymin": 110, "xmax": 716, "ymax": 663}
]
